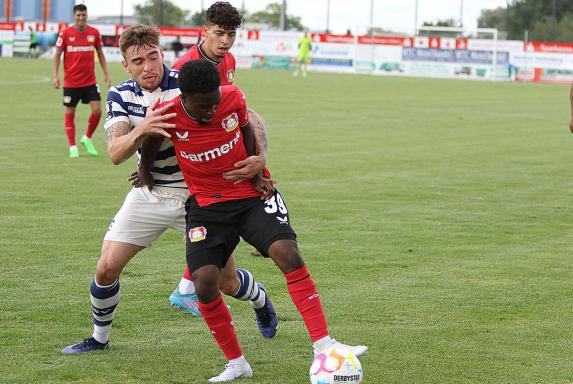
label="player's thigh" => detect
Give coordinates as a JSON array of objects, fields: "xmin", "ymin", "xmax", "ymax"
[
  {"xmin": 81, "ymin": 84, "xmax": 101, "ymax": 105},
  {"xmin": 63, "ymin": 88, "xmax": 81, "ymax": 108},
  {"xmin": 104, "ymin": 187, "xmax": 174, "ymax": 248},
  {"xmin": 238, "ymin": 191, "xmax": 297, "ymax": 257},
  {"xmin": 185, "ymin": 197, "xmax": 240, "ymax": 274}
]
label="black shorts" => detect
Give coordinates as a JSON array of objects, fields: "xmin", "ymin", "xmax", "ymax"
[
  {"xmin": 185, "ymin": 190, "xmax": 297, "ymax": 273},
  {"xmin": 63, "ymin": 84, "xmax": 101, "ymax": 107}
]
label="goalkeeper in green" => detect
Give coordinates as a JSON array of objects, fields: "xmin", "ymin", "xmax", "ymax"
[{"xmin": 294, "ymin": 31, "xmax": 312, "ymax": 76}]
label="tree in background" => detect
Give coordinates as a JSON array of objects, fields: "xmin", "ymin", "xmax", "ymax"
[
  {"xmin": 246, "ymin": 2, "xmax": 304, "ymax": 30},
  {"xmin": 134, "ymin": 0, "xmax": 189, "ymax": 27},
  {"xmin": 478, "ymin": 0, "xmax": 573, "ymax": 42}
]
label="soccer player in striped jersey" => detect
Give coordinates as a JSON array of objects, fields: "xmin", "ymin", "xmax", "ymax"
[
  {"xmin": 157, "ymin": 60, "xmax": 368, "ymax": 381},
  {"xmin": 60, "ymin": 24, "xmax": 277, "ymax": 355},
  {"xmin": 52, "ymin": 4, "xmax": 111, "ymax": 158}
]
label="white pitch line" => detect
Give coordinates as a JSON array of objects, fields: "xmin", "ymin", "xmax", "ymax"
[{"xmin": 0, "ymin": 76, "xmax": 51, "ymax": 85}]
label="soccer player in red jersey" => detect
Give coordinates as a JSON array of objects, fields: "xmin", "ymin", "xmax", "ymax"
[
  {"xmin": 157, "ymin": 1, "xmax": 270, "ymax": 313},
  {"xmin": 172, "ymin": 1, "xmax": 237, "ymax": 85},
  {"xmin": 52, "ymin": 4, "xmax": 111, "ymax": 158},
  {"xmin": 158, "ymin": 60, "xmax": 368, "ymax": 382}
]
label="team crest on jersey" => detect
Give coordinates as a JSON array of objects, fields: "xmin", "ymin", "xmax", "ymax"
[
  {"xmin": 87, "ymin": 35, "xmax": 95, "ymax": 43},
  {"xmin": 226, "ymin": 69, "xmax": 235, "ymax": 83},
  {"xmin": 189, "ymin": 226, "xmax": 207, "ymax": 242},
  {"xmin": 221, "ymin": 113, "xmax": 239, "ymax": 132},
  {"xmin": 175, "ymin": 131, "xmax": 189, "ymax": 141}
]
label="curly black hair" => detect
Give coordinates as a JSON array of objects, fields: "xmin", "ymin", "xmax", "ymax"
[
  {"xmin": 205, "ymin": 1, "xmax": 242, "ymax": 29},
  {"xmin": 177, "ymin": 60, "xmax": 221, "ymax": 96}
]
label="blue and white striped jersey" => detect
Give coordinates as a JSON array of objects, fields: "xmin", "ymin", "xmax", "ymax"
[{"xmin": 104, "ymin": 65, "xmax": 185, "ymax": 189}]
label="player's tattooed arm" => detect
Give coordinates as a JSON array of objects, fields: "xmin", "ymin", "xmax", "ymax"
[
  {"xmin": 222, "ymin": 110, "xmax": 269, "ymax": 183},
  {"xmin": 248, "ymin": 108, "xmax": 268, "ymax": 157}
]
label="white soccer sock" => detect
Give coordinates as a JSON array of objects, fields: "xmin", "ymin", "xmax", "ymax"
[
  {"xmin": 178, "ymin": 277, "xmax": 196, "ymax": 295},
  {"xmin": 312, "ymin": 335, "xmax": 333, "ymax": 352}
]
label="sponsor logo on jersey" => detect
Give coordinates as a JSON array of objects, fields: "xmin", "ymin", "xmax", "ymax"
[
  {"xmin": 176, "ymin": 131, "xmax": 189, "ymax": 141},
  {"xmin": 179, "ymin": 131, "xmax": 240, "ymax": 162},
  {"xmin": 69, "ymin": 36, "xmax": 75, "ymax": 41},
  {"xmin": 189, "ymin": 226, "xmax": 207, "ymax": 242},
  {"xmin": 226, "ymin": 69, "xmax": 235, "ymax": 83},
  {"xmin": 66, "ymin": 45, "xmax": 94, "ymax": 52},
  {"xmin": 87, "ymin": 35, "xmax": 95, "ymax": 43},
  {"xmin": 127, "ymin": 105, "xmax": 145, "ymax": 114},
  {"xmin": 221, "ymin": 112, "xmax": 239, "ymax": 132}
]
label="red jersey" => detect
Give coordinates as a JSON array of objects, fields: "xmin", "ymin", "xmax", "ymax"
[
  {"xmin": 56, "ymin": 26, "xmax": 102, "ymax": 88},
  {"xmin": 172, "ymin": 43, "xmax": 236, "ymax": 85},
  {"xmin": 164, "ymin": 86, "xmax": 260, "ymax": 207}
]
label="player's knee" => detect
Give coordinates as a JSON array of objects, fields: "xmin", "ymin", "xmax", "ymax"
[
  {"xmin": 92, "ymin": 108, "xmax": 102, "ymax": 116},
  {"xmin": 219, "ymin": 275, "xmax": 240, "ymax": 297},
  {"xmin": 191, "ymin": 266, "xmax": 220, "ymax": 303},
  {"xmin": 268, "ymin": 239, "xmax": 305, "ymax": 273},
  {"xmin": 95, "ymin": 257, "xmax": 120, "ymax": 286}
]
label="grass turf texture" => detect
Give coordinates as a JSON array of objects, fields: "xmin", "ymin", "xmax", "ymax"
[{"xmin": 1, "ymin": 58, "xmax": 572, "ymax": 383}]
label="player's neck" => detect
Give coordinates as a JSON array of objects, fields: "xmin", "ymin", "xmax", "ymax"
[
  {"xmin": 74, "ymin": 24, "xmax": 87, "ymax": 32},
  {"xmin": 198, "ymin": 42, "xmax": 222, "ymax": 64}
]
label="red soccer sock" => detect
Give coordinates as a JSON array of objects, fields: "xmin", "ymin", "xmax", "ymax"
[
  {"xmin": 198, "ymin": 294, "xmax": 243, "ymax": 360},
  {"xmin": 64, "ymin": 112, "xmax": 76, "ymax": 146},
  {"xmin": 182, "ymin": 265, "xmax": 192, "ymax": 281},
  {"xmin": 285, "ymin": 265, "xmax": 329, "ymax": 342},
  {"xmin": 85, "ymin": 112, "xmax": 101, "ymax": 139}
]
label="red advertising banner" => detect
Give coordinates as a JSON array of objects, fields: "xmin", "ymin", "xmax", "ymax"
[
  {"xmin": 0, "ymin": 22, "xmax": 15, "ymax": 31},
  {"xmin": 528, "ymin": 41, "xmax": 573, "ymax": 54},
  {"xmin": 159, "ymin": 26, "xmax": 201, "ymax": 37}
]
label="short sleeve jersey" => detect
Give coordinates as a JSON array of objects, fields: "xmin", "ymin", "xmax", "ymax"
[
  {"xmin": 163, "ymin": 86, "xmax": 260, "ymax": 206},
  {"xmin": 56, "ymin": 25, "xmax": 102, "ymax": 88},
  {"xmin": 104, "ymin": 66, "xmax": 186, "ymax": 189},
  {"xmin": 172, "ymin": 43, "xmax": 236, "ymax": 86},
  {"xmin": 298, "ymin": 36, "xmax": 312, "ymax": 55}
]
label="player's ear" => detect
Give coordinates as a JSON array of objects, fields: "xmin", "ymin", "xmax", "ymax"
[{"xmin": 121, "ymin": 59, "xmax": 129, "ymax": 73}]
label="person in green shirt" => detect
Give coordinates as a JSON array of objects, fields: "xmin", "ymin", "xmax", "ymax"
[
  {"xmin": 28, "ymin": 26, "xmax": 39, "ymax": 59},
  {"xmin": 294, "ymin": 31, "xmax": 312, "ymax": 76}
]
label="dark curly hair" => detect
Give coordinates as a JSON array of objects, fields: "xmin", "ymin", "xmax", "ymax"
[
  {"xmin": 205, "ymin": 1, "xmax": 242, "ymax": 29},
  {"xmin": 177, "ymin": 60, "xmax": 220, "ymax": 96}
]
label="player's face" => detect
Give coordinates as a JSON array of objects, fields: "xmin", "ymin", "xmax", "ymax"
[
  {"xmin": 182, "ymin": 88, "xmax": 222, "ymax": 125},
  {"xmin": 122, "ymin": 45, "xmax": 165, "ymax": 92},
  {"xmin": 202, "ymin": 24, "xmax": 237, "ymax": 60},
  {"xmin": 74, "ymin": 10, "xmax": 88, "ymax": 30}
]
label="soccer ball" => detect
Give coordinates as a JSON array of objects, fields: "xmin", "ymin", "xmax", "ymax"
[{"xmin": 309, "ymin": 347, "xmax": 363, "ymax": 384}]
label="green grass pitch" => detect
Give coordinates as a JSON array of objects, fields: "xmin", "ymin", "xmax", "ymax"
[{"xmin": 1, "ymin": 57, "xmax": 572, "ymax": 383}]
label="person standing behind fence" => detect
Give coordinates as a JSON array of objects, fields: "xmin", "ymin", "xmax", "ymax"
[{"xmin": 52, "ymin": 4, "xmax": 111, "ymax": 158}]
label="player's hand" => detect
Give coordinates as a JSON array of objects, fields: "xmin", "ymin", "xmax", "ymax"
[
  {"xmin": 104, "ymin": 73, "xmax": 111, "ymax": 88},
  {"xmin": 222, "ymin": 155, "xmax": 266, "ymax": 184},
  {"xmin": 128, "ymin": 170, "xmax": 155, "ymax": 190},
  {"xmin": 252, "ymin": 174, "xmax": 275, "ymax": 200},
  {"xmin": 569, "ymin": 116, "xmax": 573, "ymax": 134},
  {"xmin": 53, "ymin": 77, "xmax": 60, "ymax": 89},
  {"xmin": 137, "ymin": 98, "xmax": 175, "ymax": 139}
]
